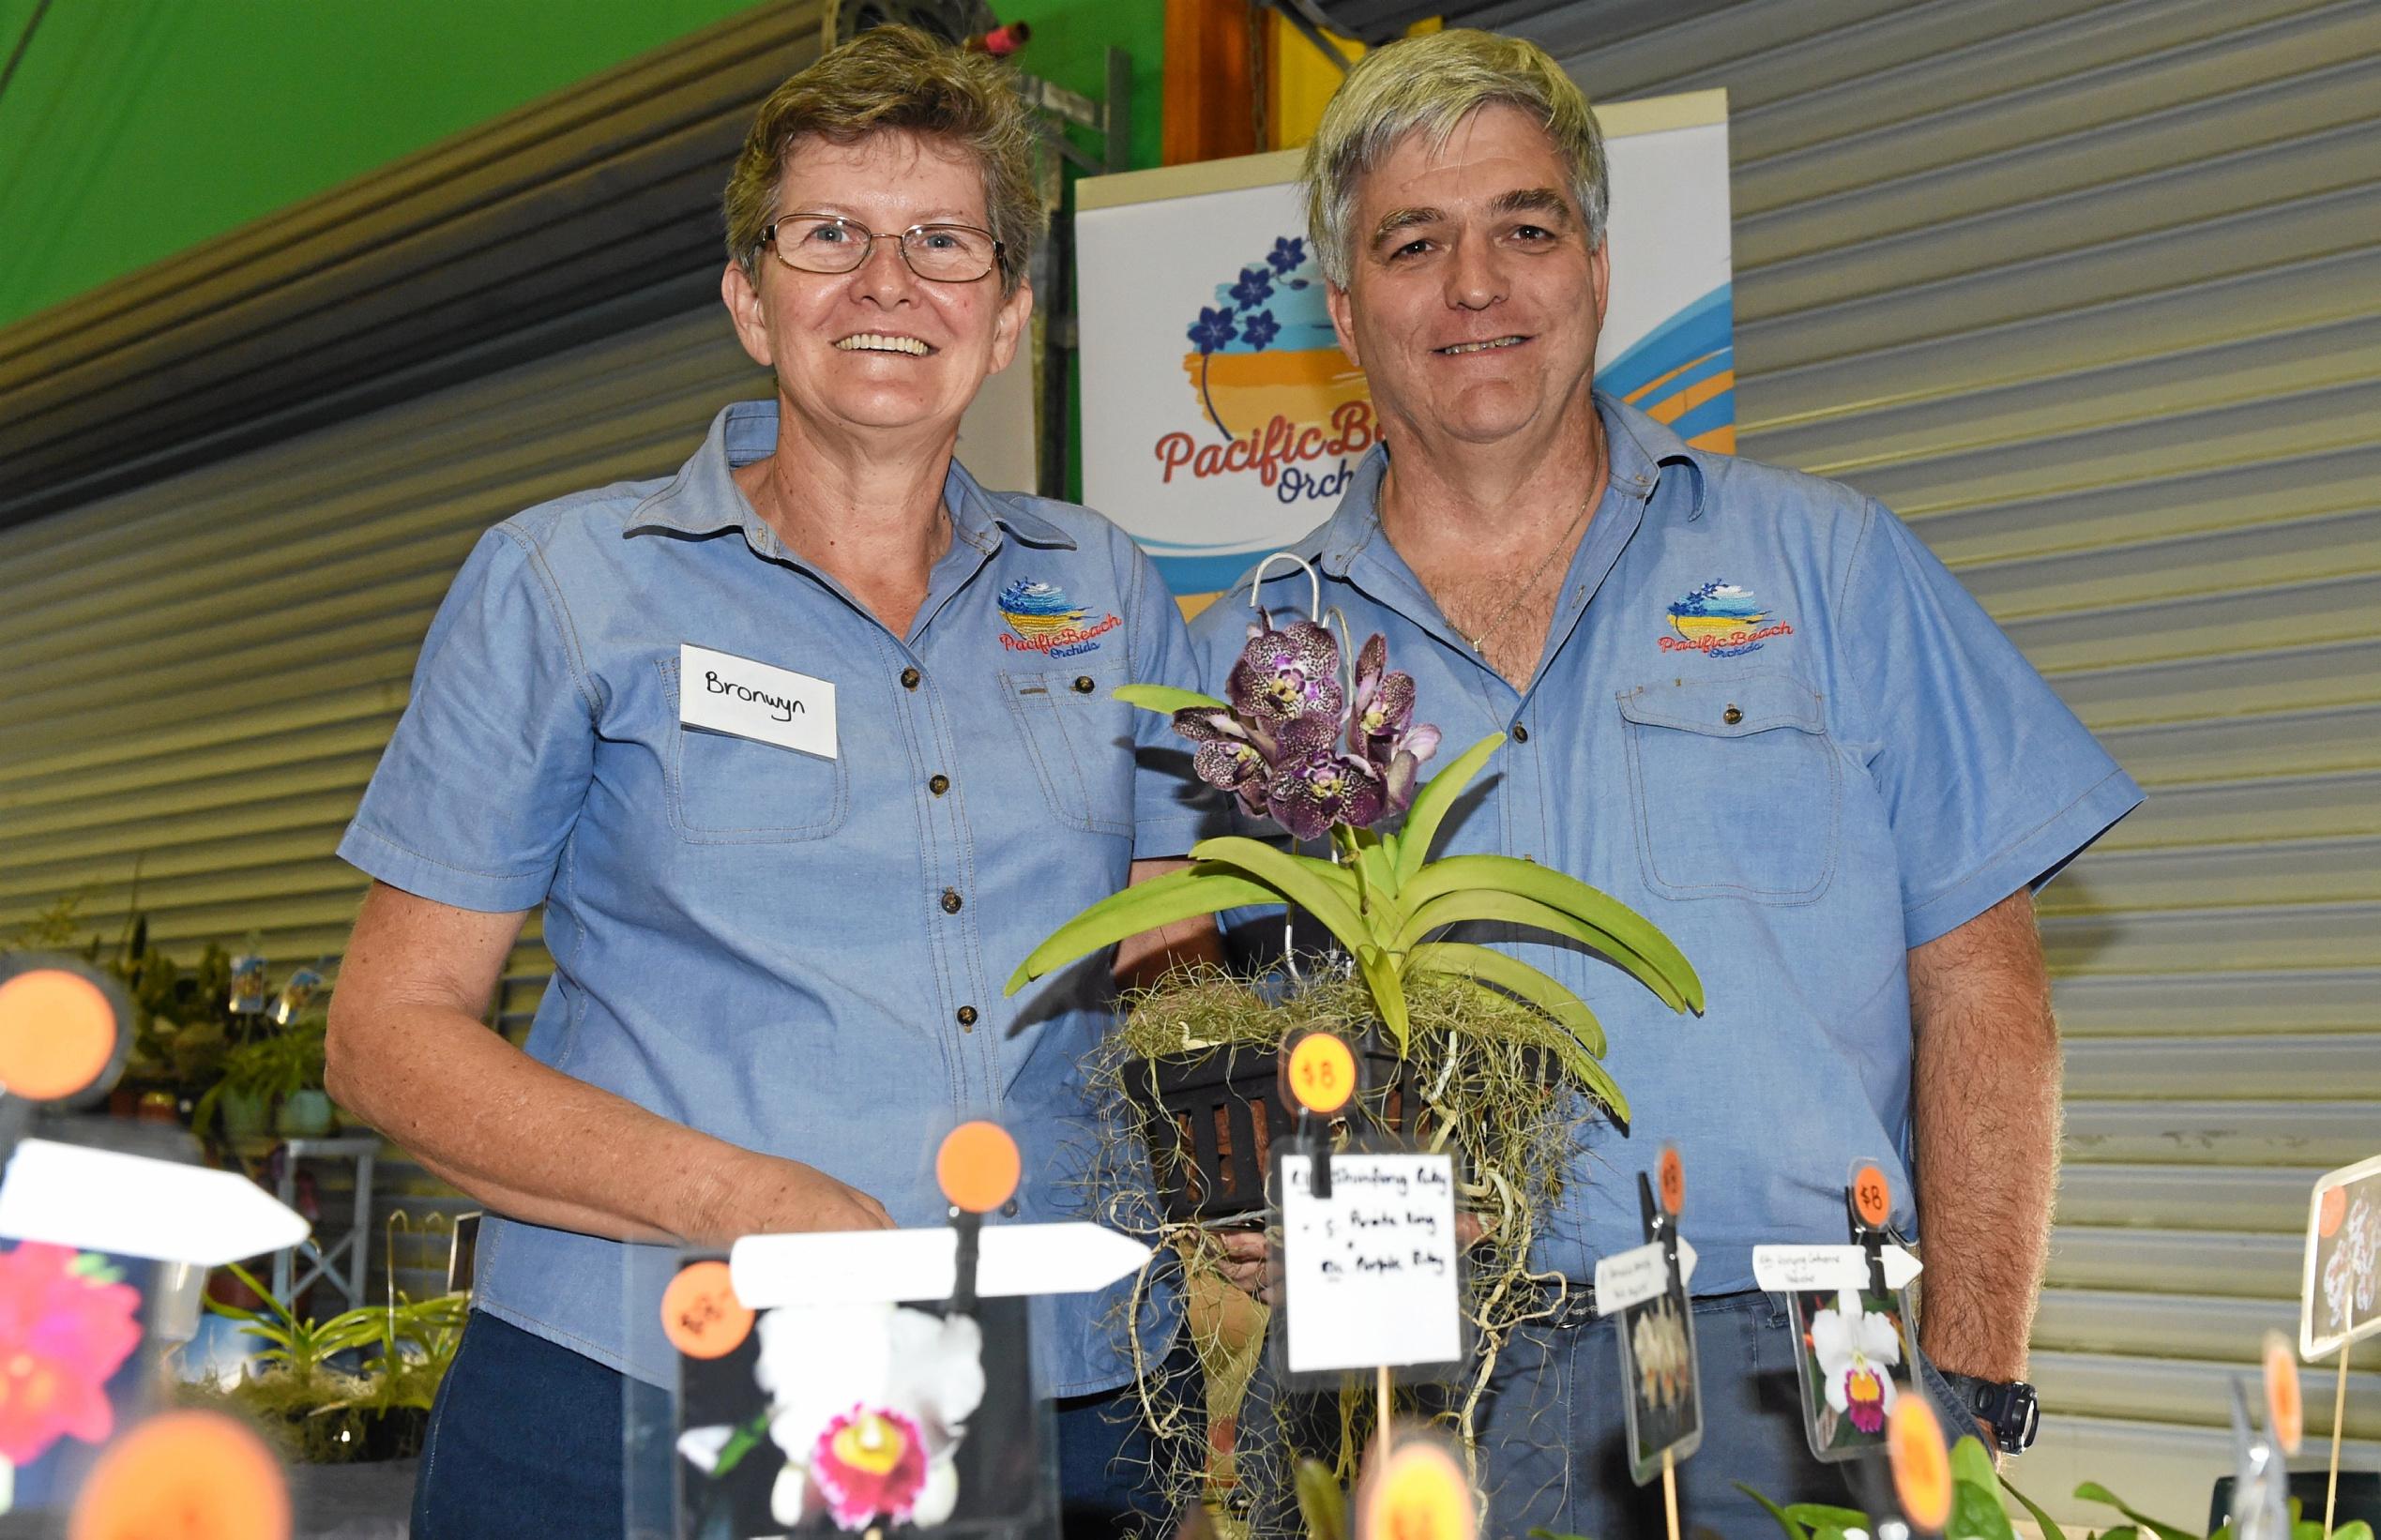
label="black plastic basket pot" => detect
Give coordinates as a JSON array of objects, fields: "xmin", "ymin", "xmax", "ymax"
[{"xmin": 1130, "ymin": 1038, "xmax": 1427, "ymax": 1224}]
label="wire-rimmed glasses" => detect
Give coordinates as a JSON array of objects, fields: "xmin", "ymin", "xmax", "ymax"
[{"xmin": 759, "ymin": 213, "xmax": 1004, "ymax": 283}]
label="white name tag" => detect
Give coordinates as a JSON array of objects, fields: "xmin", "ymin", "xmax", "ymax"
[
  {"xmin": 1751, "ymin": 1243, "xmax": 1922, "ymax": 1293},
  {"xmin": 678, "ymin": 644, "xmax": 837, "ymax": 760},
  {"xmin": 1592, "ymin": 1235, "xmax": 1700, "ymax": 1317}
]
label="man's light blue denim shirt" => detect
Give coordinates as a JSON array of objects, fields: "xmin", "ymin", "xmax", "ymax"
[
  {"xmin": 340, "ymin": 401, "xmax": 1209, "ymax": 1393},
  {"xmin": 1189, "ymin": 393, "xmax": 2143, "ymax": 1292}
]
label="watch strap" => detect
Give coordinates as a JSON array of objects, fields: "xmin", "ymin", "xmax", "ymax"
[{"xmin": 1938, "ymin": 1369, "xmax": 2040, "ymax": 1455}]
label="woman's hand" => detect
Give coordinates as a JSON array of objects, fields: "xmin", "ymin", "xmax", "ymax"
[{"xmin": 734, "ymin": 1154, "xmax": 897, "ymax": 1235}]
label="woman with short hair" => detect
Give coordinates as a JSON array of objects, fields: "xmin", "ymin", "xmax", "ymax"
[{"xmin": 328, "ymin": 26, "xmax": 1206, "ymax": 1536}]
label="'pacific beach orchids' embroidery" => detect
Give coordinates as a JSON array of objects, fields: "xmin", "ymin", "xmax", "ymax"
[{"xmin": 1811, "ymin": 1290, "xmax": 1902, "ymax": 1435}]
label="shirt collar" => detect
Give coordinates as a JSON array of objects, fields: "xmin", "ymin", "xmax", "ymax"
[
  {"xmin": 1290, "ymin": 389, "xmax": 1710, "ymax": 575},
  {"xmin": 624, "ymin": 400, "xmax": 1077, "ymax": 552}
]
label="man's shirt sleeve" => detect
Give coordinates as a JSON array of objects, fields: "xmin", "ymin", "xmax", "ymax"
[
  {"xmin": 338, "ymin": 524, "xmax": 599, "ymax": 913},
  {"xmin": 1839, "ymin": 500, "xmax": 2144, "ymax": 949}
]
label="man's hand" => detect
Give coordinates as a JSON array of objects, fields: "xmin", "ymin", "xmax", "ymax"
[
  {"xmin": 1210, "ymin": 1211, "xmax": 1491, "ymax": 1307},
  {"xmin": 1909, "ymin": 887, "xmax": 2059, "ymax": 1383}
]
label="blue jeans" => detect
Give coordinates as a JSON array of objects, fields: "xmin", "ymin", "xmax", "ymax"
[
  {"xmin": 1235, "ymin": 1291, "xmax": 1973, "ymax": 1540},
  {"xmin": 414, "ymin": 1310, "xmax": 1189, "ymax": 1539}
]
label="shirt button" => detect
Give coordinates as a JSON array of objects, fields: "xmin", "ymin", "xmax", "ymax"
[
  {"xmin": 1000, "ymin": 1199, "xmax": 1021, "ymax": 1217},
  {"xmin": 900, "ymin": 666, "xmax": 921, "ymax": 690},
  {"xmin": 1511, "ymin": 724, "xmax": 1530, "ymax": 744},
  {"xmin": 1071, "ymin": 675, "xmax": 1095, "ymax": 694},
  {"xmin": 941, "ymin": 887, "xmax": 963, "ymax": 914},
  {"xmin": 1722, "ymin": 705, "xmax": 1744, "ymax": 725},
  {"xmin": 956, "ymin": 1005, "xmax": 978, "ymax": 1029},
  {"xmin": 929, "ymin": 774, "xmax": 950, "ymax": 796}
]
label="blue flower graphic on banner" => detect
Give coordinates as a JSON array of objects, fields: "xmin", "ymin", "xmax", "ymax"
[
  {"xmin": 1240, "ymin": 310, "xmax": 1281, "ymax": 351},
  {"xmin": 1229, "ymin": 265, "xmax": 1274, "ymax": 309}
]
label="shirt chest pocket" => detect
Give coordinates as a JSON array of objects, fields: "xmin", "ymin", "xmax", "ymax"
[
  {"xmin": 1616, "ymin": 671, "xmax": 1840, "ymax": 903},
  {"xmin": 658, "ymin": 657, "xmax": 849, "ymax": 843},
  {"xmin": 1000, "ymin": 667, "xmax": 1136, "ymax": 838}
]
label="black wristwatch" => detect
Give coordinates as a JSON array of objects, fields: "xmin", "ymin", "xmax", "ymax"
[{"xmin": 1937, "ymin": 1370, "xmax": 2040, "ymax": 1455}]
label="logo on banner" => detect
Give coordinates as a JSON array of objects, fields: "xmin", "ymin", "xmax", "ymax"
[
  {"xmin": 1156, "ymin": 235, "xmax": 1376, "ymax": 506},
  {"xmin": 997, "ymin": 580, "xmax": 1118, "ymax": 658},
  {"xmin": 1659, "ymin": 581, "xmax": 1792, "ymax": 658}
]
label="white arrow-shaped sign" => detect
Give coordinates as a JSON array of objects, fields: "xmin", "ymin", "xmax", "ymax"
[
  {"xmin": 1593, "ymin": 1236, "xmax": 1700, "ymax": 1317},
  {"xmin": 1751, "ymin": 1243, "xmax": 1922, "ymax": 1294},
  {"xmin": 730, "ymin": 1221, "xmax": 1153, "ymax": 1308},
  {"xmin": 0, "ymin": 1139, "xmax": 310, "ymax": 1263}
]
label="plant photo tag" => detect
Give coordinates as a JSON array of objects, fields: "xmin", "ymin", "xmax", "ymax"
[
  {"xmin": 2299, "ymin": 1153, "xmax": 2381, "ymax": 1361},
  {"xmin": 671, "ymin": 1258, "xmax": 1050, "ymax": 1539},
  {"xmin": 1785, "ymin": 1286, "xmax": 1918, "ymax": 1464},
  {"xmin": 1276, "ymin": 1150, "xmax": 1463, "ymax": 1380},
  {"xmin": 1616, "ymin": 1284, "xmax": 1702, "ymax": 1486}
]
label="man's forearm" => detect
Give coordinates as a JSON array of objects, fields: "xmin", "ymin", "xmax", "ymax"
[{"xmin": 1908, "ymin": 887, "xmax": 2060, "ymax": 1381}]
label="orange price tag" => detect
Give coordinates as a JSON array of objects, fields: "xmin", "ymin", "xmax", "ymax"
[
  {"xmin": 937, "ymin": 1120, "xmax": 1023, "ymax": 1215},
  {"xmin": 1852, "ymin": 1164, "xmax": 1892, "ymax": 1230},
  {"xmin": 1888, "ymin": 1394, "xmax": 1952, "ymax": 1532},
  {"xmin": 0, "ymin": 967, "xmax": 119, "ymax": 1101},
  {"xmin": 1358, "ymin": 1438, "xmax": 1476, "ymax": 1540},
  {"xmin": 69, "ymin": 1410, "xmax": 291, "ymax": 1540},
  {"xmin": 1287, "ymin": 1033, "xmax": 1357, "ymax": 1116},
  {"xmin": 661, "ymin": 1260, "xmax": 753, "ymax": 1360},
  {"xmin": 2318, "ymin": 1184, "xmax": 2347, "ymax": 1239},
  {"xmin": 1658, "ymin": 1145, "xmax": 1685, "ymax": 1217},
  {"xmin": 2263, "ymin": 1329, "xmax": 2303, "ymax": 1456}
]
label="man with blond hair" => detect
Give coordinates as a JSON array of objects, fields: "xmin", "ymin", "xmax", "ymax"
[{"xmin": 1195, "ymin": 27, "xmax": 2139, "ymax": 1535}]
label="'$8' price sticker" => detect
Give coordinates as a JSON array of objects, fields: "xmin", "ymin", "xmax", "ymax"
[
  {"xmin": 1853, "ymin": 1164, "xmax": 1892, "ymax": 1230},
  {"xmin": 1286, "ymin": 1033, "xmax": 1357, "ymax": 1116}
]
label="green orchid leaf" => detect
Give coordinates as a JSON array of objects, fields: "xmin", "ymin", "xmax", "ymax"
[
  {"xmin": 709, "ymin": 1411, "xmax": 773, "ymax": 1479},
  {"xmin": 1391, "ymin": 888, "xmax": 1687, "ymax": 1014},
  {"xmin": 2073, "ymin": 1484, "xmax": 2198, "ymax": 1540},
  {"xmin": 1393, "ymin": 854, "xmax": 1703, "ymax": 1014},
  {"xmin": 1189, "ymin": 837, "xmax": 1378, "ymax": 968},
  {"xmin": 1949, "ymin": 1477, "xmax": 2021, "ymax": 1540},
  {"xmin": 1354, "ymin": 832, "xmax": 1399, "ymax": 904},
  {"xmin": 1295, "ymin": 1458, "xmax": 1349, "ymax": 1540},
  {"xmin": 1403, "ymin": 942, "xmax": 1606, "ymax": 1056},
  {"xmin": 1113, "ymin": 684, "xmax": 1229, "ymax": 716},
  {"xmin": 1005, "ymin": 864, "xmax": 1281, "ymax": 993},
  {"xmin": 1735, "ymin": 1483, "xmax": 1814, "ymax": 1540},
  {"xmin": 1783, "ymin": 1504, "xmax": 1873, "ymax": 1532},
  {"xmin": 1996, "ymin": 1467, "xmax": 2072, "ymax": 1540},
  {"xmin": 1391, "ymin": 732, "xmax": 1505, "ymax": 887},
  {"xmin": 1355, "ymin": 944, "xmax": 1410, "ymax": 1054}
]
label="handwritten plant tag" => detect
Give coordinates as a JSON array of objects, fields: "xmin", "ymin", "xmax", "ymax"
[
  {"xmin": 1277, "ymin": 1151, "xmax": 1463, "ymax": 1379},
  {"xmin": 2300, "ymin": 1153, "xmax": 2381, "ymax": 1360},
  {"xmin": 679, "ymin": 643, "xmax": 838, "ymax": 760}
]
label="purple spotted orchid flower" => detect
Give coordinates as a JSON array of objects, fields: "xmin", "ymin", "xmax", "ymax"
[
  {"xmin": 1348, "ymin": 634, "xmax": 1443, "ymax": 811},
  {"xmin": 1173, "ymin": 615, "xmax": 1437, "ymax": 840}
]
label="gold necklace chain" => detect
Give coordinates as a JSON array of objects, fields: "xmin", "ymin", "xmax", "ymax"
[{"xmin": 1461, "ymin": 489, "xmax": 1592, "ymax": 655}]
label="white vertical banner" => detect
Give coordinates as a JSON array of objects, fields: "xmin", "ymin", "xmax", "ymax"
[{"xmin": 1074, "ymin": 90, "xmax": 1733, "ymax": 601}]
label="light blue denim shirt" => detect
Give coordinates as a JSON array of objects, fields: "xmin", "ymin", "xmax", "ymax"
[
  {"xmin": 340, "ymin": 401, "xmax": 1209, "ymax": 1393},
  {"xmin": 1189, "ymin": 393, "xmax": 2143, "ymax": 1291}
]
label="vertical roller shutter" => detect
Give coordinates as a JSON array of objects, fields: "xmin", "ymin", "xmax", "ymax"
[{"xmin": 1486, "ymin": 0, "xmax": 2380, "ymax": 1514}]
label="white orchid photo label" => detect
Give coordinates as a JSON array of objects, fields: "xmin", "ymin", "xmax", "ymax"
[{"xmin": 1785, "ymin": 1285, "xmax": 1918, "ymax": 1464}]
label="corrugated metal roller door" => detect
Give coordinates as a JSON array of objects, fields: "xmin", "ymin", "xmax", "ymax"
[
  {"xmin": 1489, "ymin": 0, "xmax": 2380, "ymax": 1513},
  {"xmin": 0, "ymin": 310, "xmax": 766, "ymax": 1029}
]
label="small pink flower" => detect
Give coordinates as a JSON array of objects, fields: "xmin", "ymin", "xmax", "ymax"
[
  {"xmin": 810, "ymin": 1405, "xmax": 931, "ymax": 1529},
  {"xmin": 0, "ymin": 1244, "xmax": 143, "ymax": 1465}
]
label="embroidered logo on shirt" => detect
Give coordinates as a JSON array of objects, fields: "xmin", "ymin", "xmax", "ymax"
[
  {"xmin": 1659, "ymin": 581, "xmax": 1794, "ymax": 658},
  {"xmin": 997, "ymin": 579, "xmax": 1120, "ymax": 658}
]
